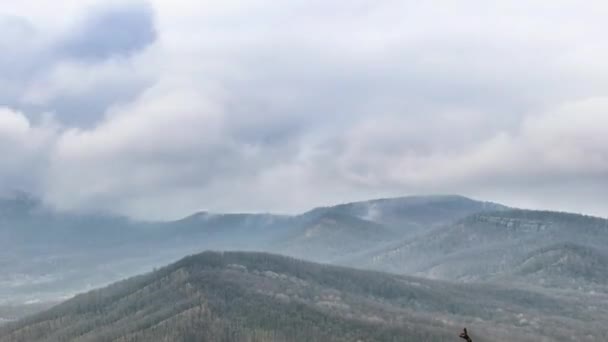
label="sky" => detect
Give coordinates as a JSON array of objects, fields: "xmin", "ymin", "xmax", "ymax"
[{"xmin": 1, "ymin": 0, "xmax": 607, "ymax": 219}]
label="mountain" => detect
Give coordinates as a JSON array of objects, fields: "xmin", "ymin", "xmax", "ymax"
[
  {"xmin": 301, "ymin": 195, "xmax": 508, "ymax": 236},
  {"xmin": 510, "ymin": 243, "xmax": 608, "ymax": 291},
  {"xmin": 0, "ymin": 192, "xmax": 41, "ymax": 219},
  {"xmin": 358, "ymin": 210, "xmax": 608, "ymax": 287},
  {"xmin": 0, "ymin": 194, "xmax": 154, "ymax": 308},
  {"xmin": 2, "ymin": 251, "xmax": 605, "ymax": 342},
  {"xmin": 273, "ymin": 211, "xmax": 397, "ymax": 262},
  {"xmin": 166, "ymin": 195, "xmax": 506, "ymax": 263},
  {"xmin": 168, "ymin": 212, "xmax": 290, "ymax": 249},
  {"xmin": 0, "ymin": 194, "xmax": 505, "ymax": 315}
]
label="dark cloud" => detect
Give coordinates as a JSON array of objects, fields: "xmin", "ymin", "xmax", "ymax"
[
  {"xmin": 0, "ymin": 3, "xmax": 156, "ymax": 128},
  {"xmin": 57, "ymin": 4, "xmax": 156, "ymax": 61}
]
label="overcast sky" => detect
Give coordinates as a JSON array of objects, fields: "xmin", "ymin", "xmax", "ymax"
[{"xmin": 1, "ymin": 0, "xmax": 607, "ymax": 219}]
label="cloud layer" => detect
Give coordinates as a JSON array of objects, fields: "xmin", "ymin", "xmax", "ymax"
[{"xmin": 1, "ymin": 0, "xmax": 608, "ymax": 219}]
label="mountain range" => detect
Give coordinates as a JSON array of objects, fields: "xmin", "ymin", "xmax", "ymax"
[
  {"xmin": 2, "ymin": 193, "xmax": 608, "ymax": 340},
  {"xmin": 0, "ymin": 194, "xmax": 505, "ymax": 308}
]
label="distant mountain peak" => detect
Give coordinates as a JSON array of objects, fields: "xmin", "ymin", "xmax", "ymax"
[
  {"xmin": 0, "ymin": 190, "xmax": 42, "ymax": 218},
  {"xmin": 183, "ymin": 211, "xmax": 213, "ymax": 220},
  {"xmin": 0, "ymin": 190, "xmax": 39, "ymax": 203}
]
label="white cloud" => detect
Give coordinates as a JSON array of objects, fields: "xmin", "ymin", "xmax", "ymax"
[
  {"xmin": 0, "ymin": 108, "xmax": 30, "ymax": 138},
  {"xmin": 1, "ymin": 0, "xmax": 608, "ymax": 218},
  {"xmin": 22, "ymin": 58, "xmax": 153, "ymax": 106},
  {"xmin": 0, "ymin": 108, "xmax": 58, "ymax": 193}
]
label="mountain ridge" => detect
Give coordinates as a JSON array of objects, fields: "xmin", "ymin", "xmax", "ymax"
[
  {"xmin": 357, "ymin": 209, "xmax": 608, "ymax": 285},
  {"xmin": 3, "ymin": 251, "xmax": 604, "ymax": 342},
  {"xmin": 4, "ymin": 192, "xmax": 608, "ymax": 328},
  {"xmin": 0, "ymin": 193, "xmax": 507, "ymax": 313}
]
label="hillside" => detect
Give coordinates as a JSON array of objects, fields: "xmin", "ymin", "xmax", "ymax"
[
  {"xmin": 301, "ymin": 195, "xmax": 507, "ymax": 236},
  {"xmin": 0, "ymin": 194, "xmax": 503, "ymax": 315},
  {"xmin": 2, "ymin": 251, "xmax": 606, "ymax": 342},
  {"xmin": 358, "ymin": 210, "xmax": 608, "ymax": 288},
  {"xmin": 6, "ymin": 193, "xmax": 608, "ymax": 330},
  {"xmin": 511, "ymin": 243, "xmax": 608, "ymax": 290},
  {"xmin": 168, "ymin": 212, "xmax": 290, "ymax": 248},
  {"xmin": 273, "ymin": 211, "xmax": 397, "ymax": 262}
]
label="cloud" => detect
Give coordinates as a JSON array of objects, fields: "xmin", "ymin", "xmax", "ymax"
[
  {"xmin": 1, "ymin": 0, "xmax": 608, "ymax": 218},
  {"xmin": 0, "ymin": 108, "xmax": 58, "ymax": 194},
  {"xmin": 0, "ymin": 2, "xmax": 156, "ymax": 127},
  {"xmin": 57, "ymin": 3, "xmax": 156, "ymax": 61},
  {"xmin": 44, "ymin": 80, "xmax": 305, "ymax": 217},
  {"xmin": 325, "ymin": 97, "xmax": 608, "ymax": 215},
  {"xmin": 21, "ymin": 57, "xmax": 155, "ymax": 127}
]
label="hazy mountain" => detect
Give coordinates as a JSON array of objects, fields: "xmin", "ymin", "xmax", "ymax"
[
  {"xmin": 301, "ymin": 195, "xmax": 508, "ymax": 236},
  {"xmin": 168, "ymin": 212, "xmax": 290, "ymax": 249},
  {"xmin": 0, "ymin": 193, "xmax": 190, "ymax": 311},
  {"xmin": 0, "ymin": 192, "xmax": 42, "ymax": 219},
  {"xmin": 273, "ymin": 211, "xmax": 397, "ymax": 262},
  {"xmin": 358, "ymin": 210, "xmax": 608, "ymax": 288},
  {"xmin": 166, "ymin": 195, "xmax": 506, "ymax": 263},
  {"xmin": 3, "ymin": 251, "xmax": 606, "ymax": 342},
  {"xmin": 509, "ymin": 243, "xmax": 608, "ymax": 291},
  {"xmin": 5, "ymin": 192, "xmax": 606, "ymax": 325},
  {"xmin": 0, "ymin": 194, "xmax": 467, "ymax": 312}
]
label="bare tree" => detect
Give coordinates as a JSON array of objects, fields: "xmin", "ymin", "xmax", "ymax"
[{"xmin": 459, "ymin": 328, "xmax": 472, "ymax": 342}]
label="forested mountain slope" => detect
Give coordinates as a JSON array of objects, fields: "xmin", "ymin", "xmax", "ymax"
[
  {"xmin": 508, "ymin": 242, "xmax": 608, "ymax": 291},
  {"xmin": 3, "ymin": 251, "xmax": 607, "ymax": 342},
  {"xmin": 358, "ymin": 210, "xmax": 608, "ymax": 288},
  {"xmin": 0, "ymin": 193, "xmax": 504, "ymax": 315},
  {"xmin": 272, "ymin": 211, "xmax": 398, "ymax": 262},
  {"xmin": 300, "ymin": 195, "xmax": 508, "ymax": 236}
]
